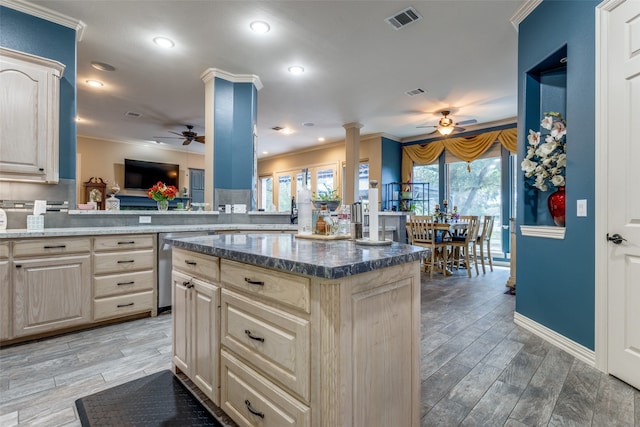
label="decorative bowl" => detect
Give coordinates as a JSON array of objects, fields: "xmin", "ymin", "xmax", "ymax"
[
  {"xmin": 77, "ymin": 203, "xmax": 95, "ymax": 210},
  {"xmin": 312, "ymin": 200, "xmax": 341, "ymax": 211}
]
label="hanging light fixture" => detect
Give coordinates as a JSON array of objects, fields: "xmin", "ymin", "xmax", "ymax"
[{"xmin": 438, "ymin": 125, "xmax": 454, "ymax": 136}]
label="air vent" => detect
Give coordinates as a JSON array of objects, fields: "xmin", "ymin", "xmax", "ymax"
[
  {"xmin": 385, "ymin": 7, "xmax": 422, "ymax": 30},
  {"xmin": 405, "ymin": 88, "xmax": 425, "ymax": 97},
  {"xmin": 124, "ymin": 111, "xmax": 142, "ymax": 118}
]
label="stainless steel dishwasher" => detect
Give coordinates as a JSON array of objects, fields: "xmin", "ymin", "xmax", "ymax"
[{"xmin": 157, "ymin": 231, "xmax": 211, "ymax": 312}]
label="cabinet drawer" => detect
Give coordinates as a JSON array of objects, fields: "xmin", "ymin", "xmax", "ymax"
[
  {"xmin": 0, "ymin": 242, "xmax": 8, "ymax": 259},
  {"xmin": 221, "ymin": 260, "xmax": 310, "ymax": 313},
  {"xmin": 94, "ymin": 249, "xmax": 154, "ymax": 275},
  {"xmin": 222, "ymin": 289, "xmax": 310, "ymax": 402},
  {"xmin": 94, "ymin": 235, "xmax": 154, "ymax": 251},
  {"xmin": 93, "ymin": 290, "xmax": 154, "ymax": 321},
  {"xmin": 13, "ymin": 238, "xmax": 90, "ymax": 257},
  {"xmin": 221, "ymin": 349, "xmax": 310, "ymax": 427},
  {"xmin": 94, "ymin": 270, "xmax": 154, "ymax": 298},
  {"xmin": 172, "ymin": 248, "xmax": 219, "ymax": 282}
]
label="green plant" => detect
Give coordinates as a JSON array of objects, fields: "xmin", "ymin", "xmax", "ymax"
[{"xmin": 313, "ymin": 184, "xmax": 341, "ymax": 201}]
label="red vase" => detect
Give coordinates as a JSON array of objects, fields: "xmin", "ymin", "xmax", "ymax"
[{"xmin": 547, "ymin": 186, "xmax": 566, "ymax": 227}]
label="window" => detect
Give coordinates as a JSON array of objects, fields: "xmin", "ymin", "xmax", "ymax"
[
  {"xmin": 277, "ymin": 174, "xmax": 292, "ymax": 212},
  {"xmin": 316, "ymin": 169, "xmax": 334, "ymax": 198},
  {"xmin": 412, "ymin": 163, "xmax": 439, "ymax": 215},
  {"xmin": 265, "ymin": 163, "xmax": 340, "ymax": 212},
  {"xmin": 358, "ymin": 163, "xmax": 369, "ymax": 201},
  {"xmin": 259, "ymin": 176, "xmax": 273, "ymax": 211}
]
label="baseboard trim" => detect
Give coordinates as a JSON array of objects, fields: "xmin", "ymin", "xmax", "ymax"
[{"xmin": 514, "ymin": 312, "xmax": 596, "ymax": 367}]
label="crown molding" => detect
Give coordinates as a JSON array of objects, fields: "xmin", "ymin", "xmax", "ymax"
[
  {"xmin": 0, "ymin": 0, "xmax": 86, "ymax": 41},
  {"xmin": 510, "ymin": 0, "xmax": 543, "ymax": 31},
  {"xmin": 200, "ymin": 68, "xmax": 263, "ymax": 91}
]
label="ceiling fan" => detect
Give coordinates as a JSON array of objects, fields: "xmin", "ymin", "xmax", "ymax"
[
  {"xmin": 417, "ymin": 110, "xmax": 477, "ymax": 136},
  {"xmin": 154, "ymin": 125, "xmax": 205, "ymax": 145}
]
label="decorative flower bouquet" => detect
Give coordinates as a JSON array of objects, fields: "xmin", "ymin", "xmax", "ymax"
[
  {"xmin": 520, "ymin": 112, "xmax": 567, "ymax": 191},
  {"xmin": 147, "ymin": 181, "xmax": 178, "ymax": 201}
]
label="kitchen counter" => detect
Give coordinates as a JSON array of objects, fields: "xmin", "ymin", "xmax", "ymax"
[
  {"xmin": 0, "ymin": 223, "xmax": 298, "ymax": 239},
  {"xmin": 165, "ymin": 233, "xmax": 426, "ymax": 279}
]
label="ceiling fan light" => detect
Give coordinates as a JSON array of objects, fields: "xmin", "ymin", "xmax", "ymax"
[
  {"xmin": 438, "ymin": 126, "xmax": 454, "ymax": 136},
  {"xmin": 153, "ymin": 37, "xmax": 175, "ymax": 48}
]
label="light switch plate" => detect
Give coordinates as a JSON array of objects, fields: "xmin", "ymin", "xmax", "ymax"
[
  {"xmin": 577, "ymin": 199, "xmax": 587, "ymax": 217},
  {"xmin": 139, "ymin": 216, "xmax": 152, "ymax": 224}
]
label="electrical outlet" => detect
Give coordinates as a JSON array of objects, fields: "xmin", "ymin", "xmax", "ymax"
[
  {"xmin": 139, "ymin": 216, "xmax": 151, "ymax": 224},
  {"xmin": 577, "ymin": 200, "xmax": 587, "ymax": 217}
]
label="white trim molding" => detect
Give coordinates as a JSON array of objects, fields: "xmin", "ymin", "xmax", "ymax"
[
  {"xmin": 510, "ymin": 0, "xmax": 543, "ymax": 31},
  {"xmin": 514, "ymin": 312, "xmax": 596, "ymax": 367},
  {"xmin": 200, "ymin": 68, "xmax": 263, "ymax": 91},
  {"xmin": 0, "ymin": 0, "xmax": 86, "ymax": 41},
  {"xmin": 520, "ymin": 225, "xmax": 566, "ymax": 239}
]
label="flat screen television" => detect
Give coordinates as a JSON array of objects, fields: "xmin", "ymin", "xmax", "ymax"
[{"xmin": 124, "ymin": 159, "xmax": 179, "ymax": 190}]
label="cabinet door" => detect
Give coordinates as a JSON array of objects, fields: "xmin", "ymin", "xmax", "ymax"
[
  {"xmin": 13, "ymin": 255, "xmax": 91, "ymax": 337},
  {"xmin": 172, "ymin": 270, "xmax": 191, "ymax": 375},
  {"xmin": 191, "ymin": 278, "xmax": 220, "ymax": 406},
  {"xmin": 0, "ymin": 258, "xmax": 10, "ymax": 341},
  {"xmin": 0, "ymin": 48, "xmax": 63, "ymax": 183}
]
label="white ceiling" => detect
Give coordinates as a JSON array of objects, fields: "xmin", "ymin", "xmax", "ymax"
[{"xmin": 25, "ymin": 0, "xmax": 523, "ymax": 158}]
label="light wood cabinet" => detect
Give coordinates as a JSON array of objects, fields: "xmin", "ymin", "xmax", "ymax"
[
  {"xmin": 0, "ymin": 242, "xmax": 11, "ymax": 341},
  {"xmin": 175, "ymin": 249, "xmax": 422, "ymax": 427},
  {"xmin": 0, "ymin": 47, "xmax": 65, "ymax": 183},
  {"xmin": 172, "ymin": 249, "xmax": 221, "ymax": 405},
  {"xmin": 92, "ymin": 235, "xmax": 156, "ymax": 321},
  {"xmin": 12, "ymin": 238, "xmax": 91, "ymax": 337}
]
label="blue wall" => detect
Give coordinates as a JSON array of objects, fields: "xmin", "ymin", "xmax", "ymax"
[
  {"xmin": 0, "ymin": 6, "xmax": 77, "ymax": 179},
  {"xmin": 381, "ymin": 137, "xmax": 401, "ymax": 208},
  {"xmin": 212, "ymin": 78, "xmax": 257, "ymax": 196},
  {"xmin": 516, "ymin": 0, "xmax": 598, "ymax": 349}
]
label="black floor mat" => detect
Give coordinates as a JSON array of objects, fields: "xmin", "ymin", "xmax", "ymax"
[{"xmin": 75, "ymin": 370, "xmax": 222, "ymax": 426}]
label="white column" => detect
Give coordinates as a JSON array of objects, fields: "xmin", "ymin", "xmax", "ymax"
[{"xmin": 343, "ymin": 122, "xmax": 363, "ymax": 205}]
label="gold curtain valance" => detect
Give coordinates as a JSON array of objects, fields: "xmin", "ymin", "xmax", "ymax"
[{"xmin": 402, "ymin": 127, "xmax": 517, "ymax": 181}]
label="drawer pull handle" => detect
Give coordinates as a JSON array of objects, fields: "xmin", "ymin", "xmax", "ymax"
[
  {"xmin": 44, "ymin": 245, "xmax": 66, "ymax": 249},
  {"xmin": 244, "ymin": 278, "xmax": 264, "ymax": 286},
  {"xmin": 117, "ymin": 241, "xmax": 136, "ymax": 245},
  {"xmin": 244, "ymin": 329, "xmax": 265, "ymax": 343},
  {"xmin": 117, "ymin": 281, "xmax": 135, "ymax": 286},
  {"xmin": 185, "ymin": 260, "xmax": 197, "ymax": 266},
  {"xmin": 117, "ymin": 302, "xmax": 134, "ymax": 308},
  {"xmin": 244, "ymin": 400, "xmax": 265, "ymax": 419},
  {"xmin": 117, "ymin": 260, "xmax": 135, "ymax": 264}
]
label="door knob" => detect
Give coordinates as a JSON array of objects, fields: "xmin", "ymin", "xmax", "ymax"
[{"xmin": 607, "ymin": 233, "xmax": 627, "ymax": 244}]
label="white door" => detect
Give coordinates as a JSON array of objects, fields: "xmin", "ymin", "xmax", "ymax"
[{"xmin": 601, "ymin": 0, "xmax": 640, "ymax": 390}]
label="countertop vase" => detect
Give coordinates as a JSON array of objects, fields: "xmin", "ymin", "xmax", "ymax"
[{"xmin": 157, "ymin": 200, "xmax": 169, "ymax": 211}]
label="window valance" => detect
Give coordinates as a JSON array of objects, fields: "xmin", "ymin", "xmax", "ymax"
[{"xmin": 401, "ymin": 127, "xmax": 517, "ymax": 181}]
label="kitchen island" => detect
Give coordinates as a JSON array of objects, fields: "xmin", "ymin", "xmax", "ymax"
[{"xmin": 165, "ymin": 233, "xmax": 427, "ymax": 427}]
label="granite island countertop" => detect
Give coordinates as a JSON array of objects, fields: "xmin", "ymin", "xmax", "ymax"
[{"xmin": 165, "ymin": 233, "xmax": 428, "ymax": 279}]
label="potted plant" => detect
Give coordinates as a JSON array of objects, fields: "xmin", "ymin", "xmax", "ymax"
[{"xmin": 312, "ymin": 184, "xmax": 341, "ymax": 211}]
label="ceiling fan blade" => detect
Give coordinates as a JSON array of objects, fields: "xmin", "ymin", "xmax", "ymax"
[
  {"xmin": 194, "ymin": 136, "xmax": 205, "ymax": 143},
  {"xmin": 182, "ymin": 139, "xmax": 191, "ymax": 145},
  {"xmin": 453, "ymin": 126, "xmax": 466, "ymax": 132},
  {"xmin": 456, "ymin": 119, "xmax": 477, "ymax": 126},
  {"xmin": 153, "ymin": 136, "xmax": 183, "ymax": 139},
  {"xmin": 416, "ymin": 124, "xmax": 437, "ymax": 129},
  {"xmin": 169, "ymin": 131, "xmax": 184, "ymax": 136}
]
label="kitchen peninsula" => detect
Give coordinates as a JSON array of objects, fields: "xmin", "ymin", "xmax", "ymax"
[{"xmin": 166, "ymin": 233, "xmax": 427, "ymax": 427}]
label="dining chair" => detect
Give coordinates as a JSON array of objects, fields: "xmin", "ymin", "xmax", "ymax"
[
  {"xmin": 407, "ymin": 215, "xmax": 449, "ymax": 278},
  {"xmin": 476, "ymin": 215, "xmax": 495, "ymax": 274},
  {"xmin": 448, "ymin": 215, "xmax": 480, "ymax": 277}
]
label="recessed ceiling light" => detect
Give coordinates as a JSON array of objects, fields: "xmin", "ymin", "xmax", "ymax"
[
  {"xmin": 288, "ymin": 65, "xmax": 304, "ymax": 75},
  {"xmin": 250, "ymin": 21, "xmax": 270, "ymax": 34},
  {"xmin": 86, "ymin": 79, "xmax": 104, "ymax": 88},
  {"xmin": 302, "ymin": 122, "xmax": 314, "ymax": 127},
  {"xmin": 262, "ymin": 151, "xmax": 269, "ymax": 155},
  {"xmin": 90, "ymin": 61, "xmax": 116, "ymax": 72},
  {"xmin": 153, "ymin": 36, "xmax": 175, "ymax": 48},
  {"xmin": 75, "ymin": 116, "xmax": 82, "ymax": 122},
  {"xmin": 318, "ymin": 137, "xmax": 325, "ymax": 142},
  {"xmin": 281, "ymin": 128, "xmax": 294, "ymax": 135}
]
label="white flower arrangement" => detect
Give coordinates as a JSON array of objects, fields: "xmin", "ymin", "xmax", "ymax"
[{"xmin": 521, "ymin": 111, "xmax": 567, "ymax": 191}]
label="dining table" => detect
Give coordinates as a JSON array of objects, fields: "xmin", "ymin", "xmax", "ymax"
[{"xmin": 408, "ymin": 220, "xmax": 469, "ymax": 277}]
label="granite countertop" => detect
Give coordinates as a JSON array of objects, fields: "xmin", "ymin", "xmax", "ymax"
[
  {"xmin": 165, "ymin": 233, "xmax": 428, "ymax": 279},
  {"xmin": 0, "ymin": 224, "xmax": 298, "ymax": 239}
]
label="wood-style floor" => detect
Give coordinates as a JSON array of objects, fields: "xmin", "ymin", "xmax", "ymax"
[{"xmin": 1, "ymin": 267, "xmax": 638, "ymax": 426}]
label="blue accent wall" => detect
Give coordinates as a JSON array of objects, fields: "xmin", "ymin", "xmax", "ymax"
[
  {"xmin": 212, "ymin": 78, "xmax": 257, "ymax": 197},
  {"xmin": 516, "ymin": 0, "xmax": 598, "ymax": 350},
  {"xmin": 0, "ymin": 6, "xmax": 77, "ymax": 179},
  {"xmin": 381, "ymin": 137, "xmax": 401, "ymax": 208}
]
